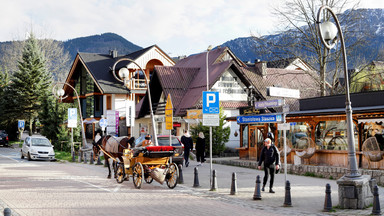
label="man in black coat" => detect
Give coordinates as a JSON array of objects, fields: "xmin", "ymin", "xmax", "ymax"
[
  {"xmin": 257, "ymin": 138, "xmax": 280, "ymax": 193},
  {"xmin": 181, "ymin": 130, "xmax": 193, "ymax": 167}
]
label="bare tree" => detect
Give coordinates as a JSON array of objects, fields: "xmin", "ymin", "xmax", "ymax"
[{"xmin": 253, "ymin": 0, "xmax": 371, "ymax": 96}]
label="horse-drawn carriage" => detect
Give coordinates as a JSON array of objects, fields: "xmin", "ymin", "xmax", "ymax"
[{"xmin": 93, "ymin": 136, "xmax": 179, "ymax": 189}]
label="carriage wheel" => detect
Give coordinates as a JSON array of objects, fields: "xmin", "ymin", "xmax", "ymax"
[
  {"xmin": 145, "ymin": 174, "xmax": 154, "ymax": 184},
  {"xmin": 116, "ymin": 163, "xmax": 125, "ymax": 184},
  {"xmin": 166, "ymin": 163, "xmax": 179, "ymax": 189},
  {"xmin": 132, "ymin": 162, "xmax": 144, "ymax": 189}
]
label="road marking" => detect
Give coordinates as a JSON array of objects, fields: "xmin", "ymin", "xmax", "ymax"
[
  {"xmin": 75, "ymin": 179, "xmax": 112, "ymax": 192},
  {"xmin": 113, "ymin": 185, "xmax": 122, "ymax": 192},
  {"xmin": 0, "ymin": 153, "xmax": 21, "ymax": 162}
]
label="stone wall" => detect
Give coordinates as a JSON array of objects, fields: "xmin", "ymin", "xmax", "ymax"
[{"xmin": 212, "ymin": 159, "xmax": 384, "ymax": 186}]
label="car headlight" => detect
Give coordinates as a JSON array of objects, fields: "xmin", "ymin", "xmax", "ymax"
[
  {"xmin": 30, "ymin": 148, "xmax": 37, "ymax": 154},
  {"xmin": 49, "ymin": 149, "xmax": 55, "ymax": 155}
]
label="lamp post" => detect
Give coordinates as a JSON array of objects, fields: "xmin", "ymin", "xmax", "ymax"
[
  {"xmin": 316, "ymin": 6, "xmax": 360, "ymax": 178},
  {"xmin": 52, "ymin": 82, "xmax": 88, "ymax": 150},
  {"xmin": 111, "ymin": 58, "xmax": 158, "ymax": 146}
]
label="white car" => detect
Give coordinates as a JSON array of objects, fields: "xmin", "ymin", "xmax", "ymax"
[{"xmin": 21, "ymin": 136, "xmax": 55, "ymax": 161}]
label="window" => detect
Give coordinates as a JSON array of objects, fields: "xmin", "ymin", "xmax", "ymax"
[
  {"xmin": 106, "ymin": 95, "xmax": 112, "ymax": 110},
  {"xmin": 362, "ymin": 122, "xmax": 384, "ymax": 151},
  {"xmin": 315, "ymin": 120, "xmax": 358, "ymax": 150},
  {"xmin": 241, "ymin": 125, "xmax": 248, "ymax": 148}
]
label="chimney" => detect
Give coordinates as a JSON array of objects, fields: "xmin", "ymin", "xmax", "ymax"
[
  {"xmin": 255, "ymin": 60, "xmax": 267, "ymax": 77},
  {"xmin": 109, "ymin": 50, "xmax": 118, "ymax": 58}
]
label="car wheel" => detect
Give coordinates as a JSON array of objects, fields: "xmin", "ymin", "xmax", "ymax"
[
  {"xmin": 20, "ymin": 151, "xmax": 24, "ymax": 159},
  {"xmin": 27, "ymin": 152, "xmax": 32, "ymax": 161}
]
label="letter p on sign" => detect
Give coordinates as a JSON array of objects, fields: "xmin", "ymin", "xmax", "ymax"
[{"xmin": 202, "ymin": 91, "xmax": 219, "ymax": 114}]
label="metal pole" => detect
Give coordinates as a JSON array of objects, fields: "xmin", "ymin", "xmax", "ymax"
[
  {"xmin": 111, "ymin": 58, "xmax": 158, "ymax": 146},
  {"xmin": 317, "ymin": 6, "xmax": 360, "ymax": 178},
  {"xmin": 206, "ymin": 47, "xmax": 213, "ymax": 185},
  {"xmin": 53, "ymin": 82, "xmax": 88, "ymax": 150},
  {"xmin": 283, "ymin": 99, "xmax": 287, "ymax": 183}
]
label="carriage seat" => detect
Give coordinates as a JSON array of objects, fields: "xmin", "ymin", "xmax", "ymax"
[{"xmin": 144, "ymin": 146, "xmax": 175, "ymax": 158}]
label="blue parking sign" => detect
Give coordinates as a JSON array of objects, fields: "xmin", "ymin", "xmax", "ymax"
[
  {"xmin": 202, "ymin": 91, "xmax": 219, "ymax": 114},
  {"xmin": 18, "ymin": 120, "xmax": 25, "ymax": 129},
  {"xmin": 68, "ymin": 108, "xmax": 77, "ymax": 128}
]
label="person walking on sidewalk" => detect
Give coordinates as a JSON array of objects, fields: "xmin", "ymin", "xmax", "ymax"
[
  {"xmin": 195, "ymin": 132, "xmax": 206, "ymax": 166},
  {"xmin": 181, "ymin": 130, "xmax": 193, "ymax": 167},
  {"xmin": 257, "ymin": 138, "xmax": 280, "ymax": 193}
]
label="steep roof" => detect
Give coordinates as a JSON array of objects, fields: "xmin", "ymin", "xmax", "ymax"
[{"xmin": 242, "ymin": 66, "xmax": 320, "ymax": 111}]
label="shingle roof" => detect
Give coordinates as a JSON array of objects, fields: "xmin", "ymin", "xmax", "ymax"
[{"xmin": 242, "ymin": 66, "xmax": 320, "ymax": 111}]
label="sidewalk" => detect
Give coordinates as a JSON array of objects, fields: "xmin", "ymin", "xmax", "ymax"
[{"xmin": 178, "ymin": 157, "xmax": 384, "ymax": 216}]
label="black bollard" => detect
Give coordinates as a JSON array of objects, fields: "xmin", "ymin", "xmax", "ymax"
[
  {"xmin": 78, "ymin": 151, "xmax": 82, "ymax": 163},
  {"xmin": 284, "ymin": 180, "xmax": 292, "ymax": 207},
  {"xmin": 83, "ymin": 152, "xmax": 87, "ymax": 164},
  {"xmin": 3, "ymin": 208, "xmax": 11, "ymax": 216},
  {"xmin": 72, "ymin": 151, "xmax": 75, "ymax": 162},
  {"xmin": 210, "ymin": 169, "xmax": 218, "ymax": 191},
  {"xmin": 177, "ymin": 164, "xmax": 184, "ymax": 184},
  {"xmin": 323, "ymin": 183, "xmax": 332, "ymax": 212},
  {"xmin": 96, "ymin": 155, "xmax": 103, "ymax": 165},
  {"xmin": 253, "ymin": 175, "xmax": 262, "ymax": 200},
  {"xmin": 230, "ymin": 172, "xmax": 237, "ymax": 195},
  {"xmin": 90, "ymin": 152, "xmax": 94, "ymax": 164},
  {"xmin": 370, "ymin": 178, "xmax": 377, "ymax": 194},
  {"xmin": 193, "ymin": 167, "xmax": 200, "ymax": 187},
  {"xmin": 372, "ymin": 185, "xmax": 381, "ymax": 215}
]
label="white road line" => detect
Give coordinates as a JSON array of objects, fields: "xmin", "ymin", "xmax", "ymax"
[
  {"xmin": 0, "ymin": 153, "xmax": 21, "ymax": 162},
  {"xmin": 75, "ymin": 179, "xmax": 112, "ymax": 192}
]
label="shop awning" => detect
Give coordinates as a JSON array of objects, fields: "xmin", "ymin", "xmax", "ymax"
[{"xmin": 358, "ymin": 118, "xmax": 384, "ymax": 124}]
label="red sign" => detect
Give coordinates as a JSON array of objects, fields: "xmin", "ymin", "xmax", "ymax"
[{"xmin": 173, "ymin": 123, "xmax": 181, "ymax": 127}]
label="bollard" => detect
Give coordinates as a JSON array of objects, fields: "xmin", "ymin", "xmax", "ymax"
[
  {"xmin": 370, "ymin": 178, "xmax": 377, "ymax": 194},
  {"xmin": 230, "ymin": 172, "xmax": 237, "ymax": 195},
  {"xmin": 253, "ymin": 175, "xmax": 262, "ymax": 200},
  {"xmin": 323, "ymin": 183, "xmax": 332, "ymax": 212},
  {"xmin": 90, "ymin": 152, "xmax": 94, "ymax": 164},
  {"xmin": 96, "ymin": 155, "xmax": 103, "ymax": 165},
  {"xmin": 193, "ymin": 167, "xmax": 200, "ymax": 187},
  {"xmin": 83, "ymin": 152, "xmax": 87, "ymax": 164},
  {"xmin": 283, "ymin": 180, "xmax": 292, "ymax": 207},
  {"xmin": 372, "ymin": 185, "xmax": 381, "ymax": 215},
  {"xmin": 210, "ymin": 169, "xmax": 218, "ymax": 191},
  {"xmin": 3, "ymin": 208, "xmax": 11, "ymax": 216},
  {"xmin": 72, "ymin": 151, "xmax": 75, "ymax": 162},
  {"xmin": 177, "ymin": 164, "xmax": 184, "ymax": 184},
  {"xmin": 78, "ymin": 151, "xmax": 82, "ymax": 163}
]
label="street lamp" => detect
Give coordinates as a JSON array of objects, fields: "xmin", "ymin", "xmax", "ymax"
[
  {"xmin": 52, "ymin": 82, "xmax": 88, "ymax": 150},
  {"xmin": 111, "ymin": 58, "xmax": 158, "ymax": 146},
  {"xmin": 316, "ymin": 6, "xmax": 360, "ymax": 178}
]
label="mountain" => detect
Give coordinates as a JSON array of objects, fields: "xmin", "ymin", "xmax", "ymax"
[
  {"xmin": 63, "ymin": 32, "xmax": 142, "ymax": 61},
  {"xmin": 220, "ymin": 8, "xmax": 384, "ymax": 65}
]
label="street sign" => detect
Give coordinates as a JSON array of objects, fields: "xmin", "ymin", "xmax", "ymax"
[
  {"xmin": 236, "ymin": 114, "xmax": 283, "ymax": 124},
  {"xmin": 68, "ymin": 108, "xmax": 77, "ymax": 128},
  {"xmin": 267, "ymin": 87, "xmax": 300, "ymax": 98},
  {"xmin": 254, "ymin": 99, "xmax": 283, "ymax": 109},
  {"xmin": 202, "ymin": 91, "xmax": 219, "ymax": 114},
  {"xmin": 126, "ymin": 100, "xmax": 135, "ymax": 127},
  {"xmin": 165, "ymin": 94, "xmax": 173, "ymax": 130},
  {"xmin": 99, "ymin": 118, "xmax": 107, "ymax": 128},
  {"xmin": 203, "ymin": 114, "xmax": 219, "ymax": 126},
  {"xmin": 278, "ymin": 123, "xmax": 290, "ymax": 130},
  {"xmin": 18, "ymin": 120, "xmax": 25, "ymax": 129}
]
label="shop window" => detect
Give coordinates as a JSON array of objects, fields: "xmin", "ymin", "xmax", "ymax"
[
  {"xmin": 315, "ymin": 120, "xmax": 358, "ymax": 150},
  {"xmin": 285, "ymin": 122, "xmax": 311, "ymax": 149},
  {"xmin": 362, "ymin": 122, "xmax": 384, "ymax": 151}
]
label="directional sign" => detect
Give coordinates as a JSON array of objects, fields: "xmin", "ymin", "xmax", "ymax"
[
  {"xmin": 236, "ymin": 114, "xmax": 283, "ymax": 124},
  {"xmin": 165, "ymin": 94, "xmax": 173, "ymax": 130},
  {"xmin": 99, "ymin": 118, "xmax": 107, "ymax": 128},
  {"xmin": 68, "ymin": 108, "xmax": 77, "ymax": 128},
  {"xmin": 254, "ymin": 99, "xmax": 283, "ymax": 109},
  {"xmin": 267, "ymin": 87, "xmax": 300, "ymax": 98},
  {"xmin": 18, "ymin": 120, "xmax": 25, "ymax": 129},
  {"xmin": 202, "ymin": 91, "xmax": 219, "ymax": 114}
]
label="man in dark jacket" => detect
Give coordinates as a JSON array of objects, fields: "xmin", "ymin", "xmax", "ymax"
[
  {"xmin": 257, "ymin": 138, "xmax": 280, "ymax": 193},
  {"xmin": 181, "ymin": 130, "xmax": 193, "ymax": 167}
]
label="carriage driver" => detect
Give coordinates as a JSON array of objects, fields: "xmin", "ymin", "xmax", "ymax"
[{"xmin": 142, "ymin": 134, "xmax": 153, "ymax": 147}]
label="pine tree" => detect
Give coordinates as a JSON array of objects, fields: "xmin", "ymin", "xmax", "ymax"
[{"xmin": 10, "ymin": 33, "xmax": 52, "ymax": 135}]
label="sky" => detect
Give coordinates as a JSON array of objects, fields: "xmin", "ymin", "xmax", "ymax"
[{"xmin": 0, "ymin": 0, "xmax": 383, "ymax": 57}]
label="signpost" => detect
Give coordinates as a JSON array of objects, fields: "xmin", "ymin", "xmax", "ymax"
[
  {"xmin": 18, "ymin": 120, "xmax": 25, "ymax": 145},
  {"xmin": 202, "ymin": 91, "xmax": 220, "ymax": 187},
  {"xmin": 267, "ymin": 86, "xmax": 300, "ymax": 183}
]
